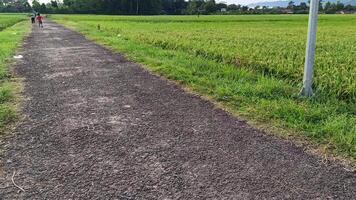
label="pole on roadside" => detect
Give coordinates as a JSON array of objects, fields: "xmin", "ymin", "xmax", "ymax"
[{"xmin": 300, "ymin": 0, "xmax": 320, "ymax": 97}]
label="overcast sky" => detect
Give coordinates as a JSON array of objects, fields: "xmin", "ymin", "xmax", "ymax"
[{"xmin": 33, "ymin": 0, "xmax": 272, "ymax": 6}]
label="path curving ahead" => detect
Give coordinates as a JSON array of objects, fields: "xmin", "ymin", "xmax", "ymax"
[{"xmin": 0, "ymin": 22, "xmax": 355, "ymax": 199}]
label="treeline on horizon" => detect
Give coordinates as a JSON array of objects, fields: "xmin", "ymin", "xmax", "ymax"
[{"xmin": 1, "ymin": 0, "xmax": 356, "ymax": 15}]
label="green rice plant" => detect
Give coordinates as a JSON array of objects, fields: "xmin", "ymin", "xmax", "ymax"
[
  {"xmin": 54, "ymin": 14, "xmax": 355, "ymax": 100},
  {"xmin": 0, "ymin": 14, "xmax": 25, "ymax": 31}
]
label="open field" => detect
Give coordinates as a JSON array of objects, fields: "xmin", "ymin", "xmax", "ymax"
[
  {"xmin": 52, "ymin": 15, "xmax": 356, "ymax": 159},
  {"xmin": 0, "ymin": 14, "xmax": 29, "ymax": 129},
  {"xmin": 0, "ymin": 14, "xmax": 25, "ymax": 31},
  {"xmin": 53, "ymin": 15, "xmax": 356, "ymax": 100}
]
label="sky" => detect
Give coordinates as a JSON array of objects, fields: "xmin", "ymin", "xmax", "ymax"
[{"xmin": 33, "ymin": 0, "xmax": 273, "ymax": 6}]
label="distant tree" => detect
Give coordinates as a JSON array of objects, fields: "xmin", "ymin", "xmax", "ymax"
[
  {"xmin": 161, "ymin": 0, "xmax": 174, "ymax": 14},
  {"xmin": 51, "ymin": 0, "xmax": 58, "ymax": 8},
  {"xmin": 204, "ymin": 0, "xmax": 217, "ymax": 14},
  {"xmin": 227, "ymin": 4, "xmax": 239, "ymax": 11},
  {"xmin": 344, "ymin": 4, "xmax": 353, "ymax": 11},
  {"xmin": 216, "ymin": 2, "xmax": 227, "ymax": 11},
  {"xmin": 287, "ymin": 1, "xmax": 295, "ymax": 10},
  {"xmin": 0, "ymin": 0, "xmax": 31, "ymax": 12},
  {"xmin": 324, "ymin": 1, "xmax": 332, "ymax": 11},
  {"xmin": 336, "ymin": 1, "xmax": 344, "ymax": 10},
  {"xmin": 16, "ymin": 0, "xmax": 31, "ymax": 12},
  {"xmin": 187, "ymin": 0, "xmax": 202, "ymax": 15},
  {"xmin": 32, "ymin": 0, "xmax": 41, "ymax": 12},
  {"xmin": 175, "ymin": 0, "xmax": 188, "ymax": 14},
  {"xmin": 242, "ymin": 6, "xmax": 248, "ymax": 12},
  {"xmin": 39, "ymin": 3, "xmax": 46, "ymax": 13},
  {"xmin": 324, "ymin": 1, "xmax": 345, "ymax": 14},
  {"xmin": 300, "ymin": 2, "xmax": 308, "ymax": 10},
  {"xmin": 63, "ymin": 0, "xmax": 73, "ymax": 7},
  {"xmin": 317, "ymin": 0, "xmax": 323, "ymax": 11}
]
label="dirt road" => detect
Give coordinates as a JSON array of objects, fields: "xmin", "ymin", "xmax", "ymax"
[{"xmin": 0, "ymin": 22, "xmax": 355, "ymax": 199}]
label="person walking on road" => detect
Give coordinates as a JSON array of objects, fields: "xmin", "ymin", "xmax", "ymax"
[
  {"xmin": 36, "ymin": 13, "xmax": 44, "ymax": 28},
  {"xmin": 30, "ymin": 13, "xmax": 36, "ymax": 24}
]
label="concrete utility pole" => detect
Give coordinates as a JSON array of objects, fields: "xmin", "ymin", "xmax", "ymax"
[{"xmin": 300, "ymin": 0, "xmax": 319, "ymax": 97}]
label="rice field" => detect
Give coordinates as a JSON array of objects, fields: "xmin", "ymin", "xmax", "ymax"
[
  {"xmin": 53, "ymin": 15, "xmax": 356, "ymax": 101},
  {"xmin": 54, "ymin": 15, "xmax": 356, "ymax": 159},
  {"xmin": 0, "ymin": 14, "xmax": 25, "ymax": 31}
]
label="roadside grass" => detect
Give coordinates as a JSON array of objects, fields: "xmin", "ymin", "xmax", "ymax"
[
  {"xmin": 53, "ymin": 16, "xmax": 356, "ymax": 162},
  {"xmin": 0, "ymin": 17, "xmax": 29, "ymax": 130}
]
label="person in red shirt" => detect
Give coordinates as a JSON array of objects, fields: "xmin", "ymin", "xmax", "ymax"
[{"xmin": 36, "ymin": 13, "xmax": 44, "ymax": 28}]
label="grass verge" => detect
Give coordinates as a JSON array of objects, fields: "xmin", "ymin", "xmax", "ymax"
[
  {"xmin": 53, "ymin": 19, "xmax": 356, "ymax": 165},
  {"xmin": 0, "ymin": 20, "xmax": 30, "ymax": 132}
]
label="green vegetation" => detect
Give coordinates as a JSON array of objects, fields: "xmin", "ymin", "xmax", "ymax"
[
  {"xmin": 0, "ymin": 14, "xmax": 25, "ymax": 31},
  {"xmin": 53, "ymin": 14, "xmax": 356, "ymax": 159},
  {"xmin": 0, "ymin": 0, "xmax": 31, "ymax": 13},
  {"xmin": 54, "ymin": 15, "xmax": 356, "ymax": 99},
  {"xmin": 0, "ymin": 14, "xmax": 29, "ymax": 129}
]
